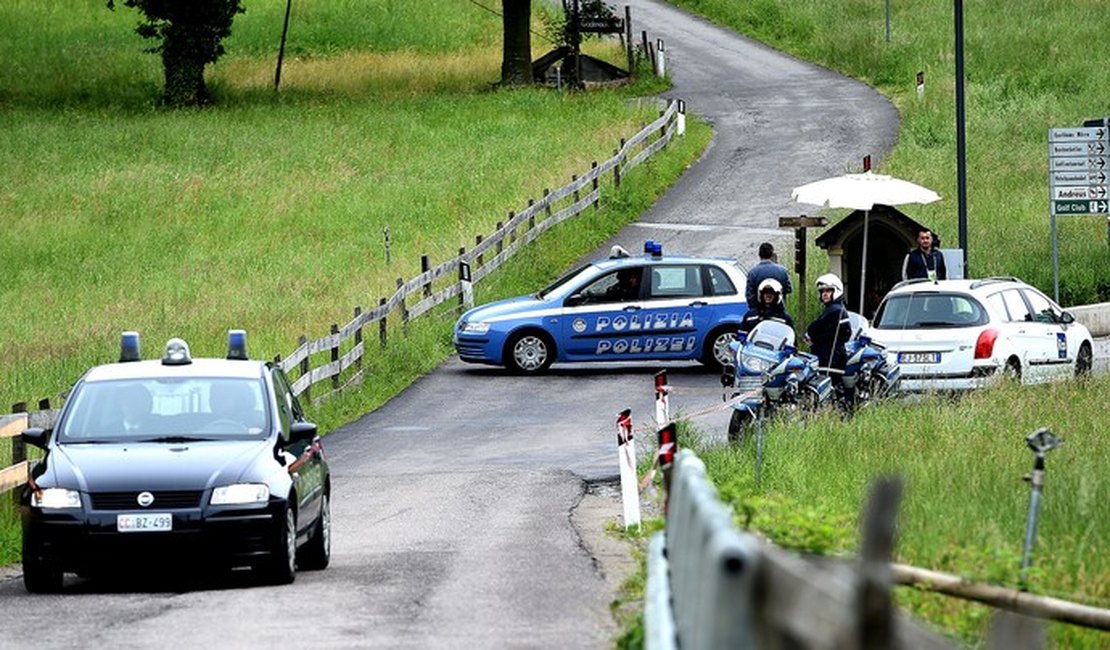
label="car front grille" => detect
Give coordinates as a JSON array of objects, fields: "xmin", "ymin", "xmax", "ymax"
[
  {"xmin": 455, "ymin": 342, "xmax": 489, "ymax": 358},
  {"xmin": 90, "ymin": 490, "xmax": 203, "ymax": 510}
]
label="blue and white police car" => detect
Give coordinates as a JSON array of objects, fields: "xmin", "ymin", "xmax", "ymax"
[{"xmin": 453, "ymin": 242, "xmax": 750, "ymax": 373}]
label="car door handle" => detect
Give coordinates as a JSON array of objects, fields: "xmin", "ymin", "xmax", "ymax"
[
  {"xmin": 688, "ymin": 300, "xmax": 708, "ymax": 307},
  {"xmin": 623, "ymin": 305, "xmax": 642, "ymax": 312}
]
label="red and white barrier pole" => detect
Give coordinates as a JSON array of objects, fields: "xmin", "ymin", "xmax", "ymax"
[
  {"xmin": 616, "ymin": 409, "xmax": 641, "ymax": 529},
  {"xmin": 654, "ymin": 369, "xmax": 670, "ymax": 427},
  {"xmin": 657, "ymin": 422, "xmax": 677, "ymax": 513}
]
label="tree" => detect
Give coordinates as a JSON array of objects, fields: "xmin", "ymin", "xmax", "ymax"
[
  {"xmin": 108, "ymin": 0, "xmax": 245, "ymax": 107},
  {"xmin": 500, "ymin": 0, "xmax": 531, "ymax": 86}
]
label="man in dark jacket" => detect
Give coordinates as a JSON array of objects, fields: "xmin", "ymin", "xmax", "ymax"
[
  {"xmin": 805, "ymin": 274, "xmax": 851, "ymax": 373},
  {"xmin": 902, "ymin": 229, "xmax": 947, "ymax": 281},
  {"xmin": 739, "ymin": 278, "xmax": 794, "ymax": 334},
  {"xmin": 745, "ymin": 242, "xmax": 793, "ymax": 308}
]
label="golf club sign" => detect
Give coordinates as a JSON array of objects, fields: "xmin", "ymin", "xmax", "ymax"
[{"xmin": 1048, "ymin": 124, "xmax": 1109, "ymax": 215}]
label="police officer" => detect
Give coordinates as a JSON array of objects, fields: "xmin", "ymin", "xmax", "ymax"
[
  {"xmin": 739, "ymin": 278, "xmax": 794, "ymax": 334},
  {"xmin": 805, "ymin": 274, "xmax": 852, "ymax": 400}
]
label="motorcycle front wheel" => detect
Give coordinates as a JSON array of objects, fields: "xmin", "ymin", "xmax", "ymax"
[{"xmin": 727, "ymin": 409, "xmax": 753, "ymax": 444}]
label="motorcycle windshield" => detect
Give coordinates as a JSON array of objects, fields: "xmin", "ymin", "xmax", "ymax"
[{"xmin": 747, "ymin": 320, "xmax": 796, "ymax": 351}]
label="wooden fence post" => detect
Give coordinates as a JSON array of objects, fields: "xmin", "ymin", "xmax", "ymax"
[
  {"xmin": 495, "ymin": 221, "xmax": 504, "ymax": 255},
  {"xmin": 10, "ymin": 403, "xmax": 26, "ymax": 506},
  {"xmin": 641, "ymin": 30, "xmax": 649, "ymax": 61},
  {"xmin": 476, "ymin": 234, "xmax": 484, "ymax": 268},
  {"xmin": 397, "ymin": 277, "xmax": 409, "ymax": 335},
  {"xmin": 330, "ymin": 323, "xmax": 340, "ymax": 391},
  {"xmin": 421, "ymin": 255, "xmax": 431, "ymax": 299},
  {"xmin": 298, "ymin": 335, "xmax": 310, "ymax": 404},
  {"xmin": 353, "ymin": 306, "xmax": 363, "ymax": 375},
  {"xmin": 572, "ymin": 174, "xmax": 580, "ymax": 204},
  {"xmin": 379, "ymin": 297, "xmax": 388, "ymax": 349},
  {"xmin": 625, "ymin": 5, "xmax": 634, "ymax": 72},
  {"xmin": 543, "ymin": 188, "xmax": 552, "ymax": 222},
  {"xmin": 857, "ymin": 476, "xmax": 903, "ymax": 650},
  {"xmin": 591, "ymin": 161, "xmax": 600, "ymax": 209},
  {"xmin": 527, "ymin": 199, "xmax": 535, "ymax": 231},
  {"xmin": 614, "ymin": 149, "xmax": 621, "ymax": 186}
]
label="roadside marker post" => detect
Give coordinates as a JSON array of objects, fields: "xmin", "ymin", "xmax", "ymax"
[
  {"xmin": 677, "ymin": 99, "xmax": 686, "ymax": 137},
  {"xmin": 657, "ymin": 422, "xmax": 677, "ymax": 513},
  {"xmin": 654, "ymin": 370, "xmax": 670, "ymax": 427},
  {"xmin": 616, "ymin": 409, "xmax": 641, "ymax": 530},
  {"xmin": 655, "ymin": 39, "xmax": 666, "ymax": 77}
]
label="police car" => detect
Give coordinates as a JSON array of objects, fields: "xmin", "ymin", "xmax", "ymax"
[
  {"xmin": 19, "ymin": 331, "xmax": 330, "ymax": 592},
  {"xmin": 868, "ymin": 277, "xmax": 1094, "ymax": 391},
  {"xmin": 453, "ymin": 241, "xmax": 749, "ymax": 373}
]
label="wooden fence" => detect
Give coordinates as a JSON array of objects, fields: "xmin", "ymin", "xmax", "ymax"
[{"xmin": 1, "ymin": 99, "xmax": 684, "ymax": 495}]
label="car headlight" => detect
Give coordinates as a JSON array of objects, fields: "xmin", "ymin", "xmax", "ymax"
[
  {"xmin": 31, "ymin": 488, "xmax": 82, "ymax": 509},
  {"xmin": 210, "ymin": 483, "xmax": 270, "ymax": 505},
  {"xmin": 460, "ymin": 321, "xmax": 490, "ymax": 335}
]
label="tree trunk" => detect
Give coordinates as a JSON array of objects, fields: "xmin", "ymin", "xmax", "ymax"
[
  {"xmin": 500, "ymin": 0, "xmax": 532, "ymax": 86},
  {"xmin": 161, "ymin": 31, "xmax": 210, "ymax": 107}
]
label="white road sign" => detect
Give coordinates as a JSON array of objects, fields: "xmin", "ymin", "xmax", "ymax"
[
  {"xmin": 1052, "ymin": 169, "xmax": 1108, "ymax": 186},
  {"xmin": 1052, "ymin": 185, "xmax": 1108, "ymax": 201},
  {"xmin": 1049, "ymin": 126, "xmax": 1108, "ymax": 142}
]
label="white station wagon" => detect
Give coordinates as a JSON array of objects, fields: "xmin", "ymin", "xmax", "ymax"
[{"xmin": 868, "ymin": 277, "xmax": 1094, "ymax": 391}]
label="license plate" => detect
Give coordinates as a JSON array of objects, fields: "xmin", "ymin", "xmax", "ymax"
[
  {"xmin": 898, "ymin": 352, "xmax": 941, "ymax": 364},
  {"xmin": 117, "ymin": 513, "xmax": 172, "ymax": 533}
]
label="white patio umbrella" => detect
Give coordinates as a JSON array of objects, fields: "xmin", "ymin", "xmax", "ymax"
[{"xmin": 791, "ymin": 171, "xmax": 941, "ymax": 313}]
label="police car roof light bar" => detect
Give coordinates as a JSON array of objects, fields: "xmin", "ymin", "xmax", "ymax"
[
  {"xmin": 119, "ymin": 331, "xmax": 142, "ymax": 363},
  {"xmin": 227, "ymin": 329, "xmax": 249, "ymax": 360},
  {"xmin": 162, "ymin": 338, "xmax": 193, "ymax": 366},
  {"xmin": 643, "ymin": 240, "xmax": 663, "ymax": 258}
]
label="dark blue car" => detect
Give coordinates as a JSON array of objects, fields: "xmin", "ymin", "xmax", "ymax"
[
  {"xmin": 453, "ymin": 242, "xmax": 750, "ymax": 373},
  {"xmin": 19, "ymin": 331, "xmax": 330, "ymax": 592}
]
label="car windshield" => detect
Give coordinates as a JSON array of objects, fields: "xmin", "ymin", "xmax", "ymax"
[
  {"xmin": 59, "ymin": 377, "xmax": 268, "ymax": 443},
  {"xmin": 747, "ymin": 319, "xmax": 796, "ymax": 351},
  {"xmin": 873, "ymin": 293, "xmax": 988, "ymax": 329},
  {"xmin": 537, "ymin": 264, "xmax": 592, "ymax": 299}
]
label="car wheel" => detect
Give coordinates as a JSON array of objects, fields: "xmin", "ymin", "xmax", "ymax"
[
  {"xmin": 262, "ymin": 507, "xmax": 297, "ymax": 585},
  {"xmin": 1076, "ymin": 343, "xmax": 1093, "ymax": 378},
  {"xmin": 702, "ymin": 327, "xmax": 739, "ymax": 370},
  {"xmin": 505, "ymin": 331, "xmax": 553, "ymax": 374},
  {"xmin": 727, "ymin": 409, "xmax": 751, "ymax": 444},
  {"xmin": 1003, "ymin": 357, "xmax": 1022, "ymax": 383},
  {"xmin": 297, "ymin": 493, "xmax": 331, "ymax": 571},
  {"xmin": 22, "ymin": 554, "xmax": 63, "ymax": 594}
]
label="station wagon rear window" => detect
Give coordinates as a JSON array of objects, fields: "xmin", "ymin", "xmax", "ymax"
[{"xmin": 874, "ymin": 293, "xmax": 988, "ymax": 329}]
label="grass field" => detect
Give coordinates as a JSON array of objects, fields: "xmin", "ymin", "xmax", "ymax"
[
  {"xmin": 668, "ymin": 0, "xmax": 1110, "ymax": 307},
  {"xmin": 690, "ymin": 377, "xmax": 1110, "ymax": 647}
]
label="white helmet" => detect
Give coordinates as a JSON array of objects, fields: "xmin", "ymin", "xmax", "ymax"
[
  {"xmin": 815, "ymin": 273, "xmax": 844, "ymax": 301},
  {"xmin": 757, "ymin": 278, "xmax": 783, "ymax": 304}
]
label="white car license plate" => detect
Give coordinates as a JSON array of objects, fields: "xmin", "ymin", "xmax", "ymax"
[
  {"xmin": 117, "ymin": 513, "xmax": 172, "ymax": 533},
  {"xmin": 898, "ymin": 352, "xmax": 941, "ymax": 364}
]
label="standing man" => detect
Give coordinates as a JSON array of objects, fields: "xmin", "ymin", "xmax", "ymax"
[
  {"xmin": 746, "ymin": 242, "xmax": 793, "ymax": 308},
  {"xmin": 902, "ymin": 228, "xmax": 947, "ymax": 281}
]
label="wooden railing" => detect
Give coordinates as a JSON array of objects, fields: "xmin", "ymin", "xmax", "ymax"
[{"xmin": 1, "ymin": 99, "xmax": 685, "ymax": 495}]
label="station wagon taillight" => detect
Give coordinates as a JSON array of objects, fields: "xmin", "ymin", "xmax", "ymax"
[{"xmin": 974, "ymin": 328, "xmax": 999, "ymax": 359}]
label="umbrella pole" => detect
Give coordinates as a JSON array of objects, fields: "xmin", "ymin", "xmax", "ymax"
[{"xmin": 859, "ymin": 209, "xmax": 869, "ymax": 313}]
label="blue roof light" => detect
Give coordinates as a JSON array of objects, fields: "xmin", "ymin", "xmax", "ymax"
[
  {"xmin": 227, "ymin": 329, "xmax": 249, "ymax": 360},
  {"xmin": 643, "ymin": 240, "xmax": 663, "ymax": 258},
  {"xmin": 119, "ymin": 331, "xmax": 141, "ymax": 363}
]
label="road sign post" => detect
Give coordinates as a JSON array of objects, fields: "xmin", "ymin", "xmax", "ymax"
[
  {"xmin": 779, "ymin": 216, "xmax": 828, "ymax": 328},
  {"xmin": 1047, "ymin": 123, "xmax": 1109, "ymax": 302}
]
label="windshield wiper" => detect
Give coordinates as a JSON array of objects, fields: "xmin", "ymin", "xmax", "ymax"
[{"xmin": 138, "ymin": 435, "xmax": 214, "ymax": 443}]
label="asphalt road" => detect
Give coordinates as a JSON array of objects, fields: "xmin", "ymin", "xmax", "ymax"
[{"xmin": 11, "ymin": 1, "xmax": 1081, "ymax": 648}]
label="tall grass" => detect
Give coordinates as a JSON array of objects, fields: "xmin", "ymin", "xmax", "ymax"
[
  {"xmin": 696, "ymin": 377, "xmax": 1110, "ymax": 647},
  {"xmin": 668, "ymin": 0, "xmax": 1110, "ymax": 305}
]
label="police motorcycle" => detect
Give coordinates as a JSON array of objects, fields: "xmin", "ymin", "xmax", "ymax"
[
  {"xmin": 720, "ymin": 319, "xmax": 833, "ymax": 443},
  {"xmin": 837, "ymin": 313, "xmax": 902, "ymax": 410}
]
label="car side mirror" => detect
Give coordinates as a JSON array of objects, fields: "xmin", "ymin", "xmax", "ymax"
[
  {"xmin": 1060, "ymin": 310, "xmax": 1075, "ymax": 324},
  {"xmin": 289, "ymin": 421, "xmax": 318, "ymax": 445},
  {"xmin": 564, "ymin": 294, "xmax": 586, "ymax": 308},
  {"xmin": 22, "ymin": 427, "xmax": 49, "ymax": 450}
]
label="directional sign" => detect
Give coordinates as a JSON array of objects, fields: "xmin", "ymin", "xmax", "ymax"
[
  {"xmin": 1052, "ymin": 186, "xmax": 1107, "ymax": 201},
  {"xmin": 1053, "ymin": 199, "xmax": 1108, "ymax": 215},
  {"xmin": 1049, "ymin": 127, "xmax": 1108, "ymax": 142},
  {"xmin": 1052, "ymin": 169, "xmax": 1108, "ymax": 186},
  {"xmin": 1048, "ymin": 124, "xmax": 1109, "ymax": 215}
]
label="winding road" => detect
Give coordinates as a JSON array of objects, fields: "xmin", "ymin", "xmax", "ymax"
[{"xmin": 0, "ymin": 2, "xmax": 905, "ymax": 647}]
